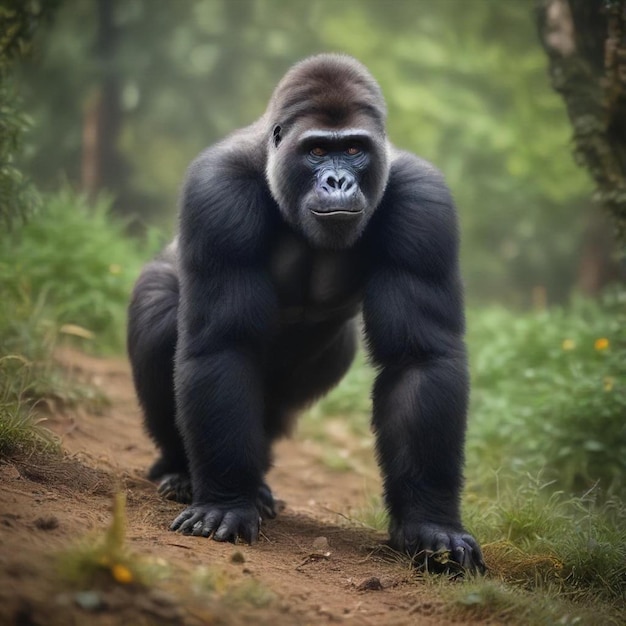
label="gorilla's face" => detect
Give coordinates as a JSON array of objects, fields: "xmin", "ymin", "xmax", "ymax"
[
  {"xmin": 267, "ymin": 122, "xmax": 390, "ymax": 249},
  {"xmin": 264, "ymin": 55, "xmax": 390, "ymax": 250}
]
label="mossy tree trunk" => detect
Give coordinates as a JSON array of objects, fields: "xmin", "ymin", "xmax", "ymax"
[{"xmin": 537, "ymin": 0, "xmax": 626, "ymax": 248}]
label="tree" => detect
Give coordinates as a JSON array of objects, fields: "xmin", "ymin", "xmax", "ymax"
[
  {"xmin": 81, "ymin": 0, "xmax": 124, "ymax": 203},
  {"xmin": 537, "ymin": 0, "xmax": 626, "ymax": 246}
]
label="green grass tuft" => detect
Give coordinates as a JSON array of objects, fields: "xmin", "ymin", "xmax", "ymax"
[{"xmin": 59, "ymin": 492, "xmax": 166, "ymax": 588}]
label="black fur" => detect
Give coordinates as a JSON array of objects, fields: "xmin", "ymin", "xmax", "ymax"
[{"xmin": 127, "ymin": 54, "xmax": 485, "ymax": 572}]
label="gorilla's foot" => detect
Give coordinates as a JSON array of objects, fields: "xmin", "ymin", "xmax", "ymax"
[
  {"xmin": 390, "ymin": 520, "xmax": 486, "ymax": 574},
  {"xmin": 157, "ymin": 473, "xmax": 192, "ymax": 503},
  {"xmin": 170, "ymin": 502, "xmax": 261, "ymax": 543},
  {"xmin": 257, "ymin": 482, "xmax": 280, "ymax": 520}
]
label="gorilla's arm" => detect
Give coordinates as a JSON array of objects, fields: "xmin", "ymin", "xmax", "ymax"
[
  {"xmin": 364, "ymin": 154, "xmax": 485, "ymax": 571},
  {"xmin": 171, "ymin": 149, "xmax": 278, "ymax": 542}
]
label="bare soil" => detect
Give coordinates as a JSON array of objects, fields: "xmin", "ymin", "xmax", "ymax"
[{"xmin": 0, "ymin": 349, "xmax": 485, "ymax": 625}]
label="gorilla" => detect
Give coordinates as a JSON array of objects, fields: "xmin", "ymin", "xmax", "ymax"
[{"xmin": 128, "ymin": 54, "xmax": 485, "ymax": 572}]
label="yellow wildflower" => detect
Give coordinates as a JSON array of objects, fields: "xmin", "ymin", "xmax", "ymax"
[
  {"xmin": 594, "ymin": 338, "xmax": 610, "ymax": 351},
  {"xmin": 111, "ymin": 563, "xmax": 133, "ymax": 584},
  {"xmin": 603, "ymin": 377, "xmax": 614, "ymax": 392},
  {"xmin": 562, "ymin": 339, "xmax": 576, "ymax": 351}
]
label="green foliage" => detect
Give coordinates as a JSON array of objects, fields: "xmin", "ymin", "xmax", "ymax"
[
  {"xmin": 0, "ymin": 188, "xmax": 162, "ymax": 352},
  {"xmin": 0, "ymin": 0, "xmax": 58, "ymax": 226},
  {"xmin": 467, "ymin": 291, "xmax": 626, "ymax": 495},
  {"xmin": 0, "ymin": 187, "xmax": 156, "ymax": 457},
  {"xmin": 17, "ymin": 0, "xmax": 598, "ymax": 301},
  {"xmin": 0, "ymin": 281, "xmax": 106, "ymax": 460},
  {"xmin": 0, "ymin": 1, "xmax": 58, "ymax": 64},
  {"xmin": 0, "ymin": 82, "xmax": 40, "ymax": 227}
]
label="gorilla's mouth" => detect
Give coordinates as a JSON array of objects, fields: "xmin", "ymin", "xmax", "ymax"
[{"xmin": 311, "ymin": 209, "xmax": 364, "ymax": 221}]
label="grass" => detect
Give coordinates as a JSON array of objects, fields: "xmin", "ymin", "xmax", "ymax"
[
  {"xmin": 0, "ymin": 355, "xmax": 60, "ymax": 457},
  {"xmin": 0, "ymin": 189, "xmax": 156, "ymax": 459},
  {"xmin": 59, "ymin": 492, "xmax": 165, "ymax": 588},
  {"xmin": 445, "ymin": 578, "xmax": 616, "ymax": 625},
  {"xmin": 0, "ymin": 188, "xmax": 163, "ymax": 355}
]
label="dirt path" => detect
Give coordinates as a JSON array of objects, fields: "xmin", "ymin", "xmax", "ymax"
[{"xmin": 0, "ymin": 350, "xmax": 481, "ymax": 625}]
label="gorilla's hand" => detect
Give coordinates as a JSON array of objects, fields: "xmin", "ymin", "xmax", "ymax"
[
  {"xmin": 170, "ymin": 502, "xmax": 261, "ymax": 543},
  {"xmin": 390, "ymin": 520, "xmax": 486, "ymax": 574}
]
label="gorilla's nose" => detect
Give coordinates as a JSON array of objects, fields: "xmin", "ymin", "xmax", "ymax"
[{"xmin": 319, "ymin": 169, "xmax": 357, "ymax": 198}]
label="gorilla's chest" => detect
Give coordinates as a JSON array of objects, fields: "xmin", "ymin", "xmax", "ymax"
[{"xmin": 268, "ymin": 232, "xmax": 366, "ymax": 323}]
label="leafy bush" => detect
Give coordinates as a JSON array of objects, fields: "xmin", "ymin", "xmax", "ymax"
[
  {"xmin": 467, "ymin": 290, "xmax": 626, "ymax": 496},
  {"xmin": 0, "ymin": 188, "xmax": 162, "ymax": 352},
  {"xmin": 0, "ymin": 188, "xmax": 157, "ymax": 455}
]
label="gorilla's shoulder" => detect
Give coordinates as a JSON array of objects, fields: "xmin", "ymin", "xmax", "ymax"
[
  {"xmin": 186, "ymin": 121, "xmax": 269, "ymax": 185},
  {"xmin": 386, "ymin": 149, "xmax": 453, "ymax": 207},
  {"xmin": 371, "ymin": 149, "xmax": 459, "ymax": 266}
]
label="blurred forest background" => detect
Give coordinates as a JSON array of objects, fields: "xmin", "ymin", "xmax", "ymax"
[
  {"xmin": 1, "ymin": 0, "xmax": 625, "ymax": 619},
  {"xmin": 12, "ymin": 0, "xmax": 624, "ymax": 304}
]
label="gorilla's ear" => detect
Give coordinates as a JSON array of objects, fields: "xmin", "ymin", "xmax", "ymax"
[{"xmin": 272, "ymin": 125, "xmax": 282, "ymax": 148}]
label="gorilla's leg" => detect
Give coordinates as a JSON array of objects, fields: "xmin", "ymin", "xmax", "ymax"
[
  {"xmin": 259, "ymin": 318, "xmax": 358, "ymax": 516},
  {"xmin": 253, "ymin": 319, "xmax": 357, "ymax": 519},
  {"xmin": 128, "ymin": 259, "xmax": 188, "ymax": 494}
]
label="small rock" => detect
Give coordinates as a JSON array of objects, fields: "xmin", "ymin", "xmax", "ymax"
[
  {"xmin": 356, "ymin": 576, "xmax": 383, "ymax": 592},
  {"xmin": 74, "ymin": 590, "xmax": 105, "ymax": 611},
  {"xmin": 311, "ymin": 536, "xmax": 329, "ymax": 552}
]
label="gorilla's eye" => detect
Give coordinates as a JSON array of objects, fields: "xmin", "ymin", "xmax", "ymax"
[
  {"xmin": 310, "ymin": 147, "xmax": 327, "ymax": 157},
  {"xmin": 346, "ymin": 147, "xmax": 361, "ymax": 156}
]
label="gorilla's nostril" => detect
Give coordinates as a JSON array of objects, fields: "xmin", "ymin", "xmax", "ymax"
[{"xmin": 319, "ymin": 170, "xmax": 356, "ymax": 196}]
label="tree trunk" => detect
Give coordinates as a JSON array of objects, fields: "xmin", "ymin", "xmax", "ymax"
[
  {"xmin": 578, "ymin": 203, "xmax": 622, "ymax": 294},
  {"xmin": 81, "ymin": 0, "xmax": 124, "ymax": 204},
  {"xmin": 537, "ymin": 0, "xmax": 626, "ymax": 246}
]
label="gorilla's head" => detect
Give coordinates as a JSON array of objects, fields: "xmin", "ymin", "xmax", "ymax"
[{"xmin": 266, "ymin": 54, "xmax": 391, "ymax": 249}]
